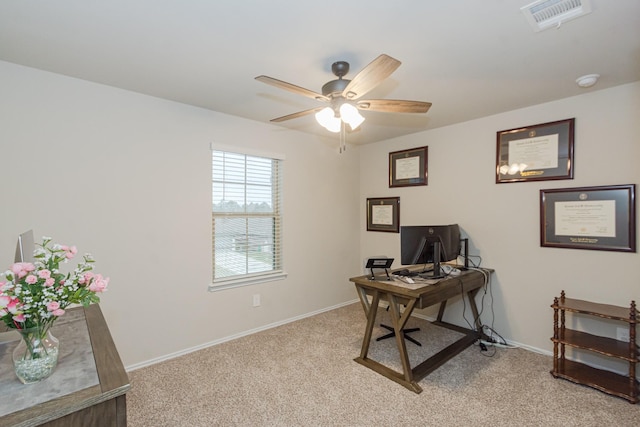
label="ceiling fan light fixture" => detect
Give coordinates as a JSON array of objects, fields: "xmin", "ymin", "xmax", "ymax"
[
  {"xmin": 339, "ymin": 103, "xmax": 365, "ymax": 131},
  {"xmin": 315, "ymin": 107, "xmax": 341, "ymax": 133}
]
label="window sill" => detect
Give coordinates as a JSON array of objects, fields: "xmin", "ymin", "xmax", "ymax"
[{"xmin": 208, "ymin": 271, "xmax": 288, "ymax": 292}]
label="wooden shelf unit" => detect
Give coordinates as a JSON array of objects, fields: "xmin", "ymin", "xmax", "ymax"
[{"xmin": 551, "ymin": 290, "xmax": 639, "ymax": 403}]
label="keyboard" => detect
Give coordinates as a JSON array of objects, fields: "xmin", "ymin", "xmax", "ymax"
[{"xmin": 395, "ymin": 268, "xmax": 433, "ymax": 277}]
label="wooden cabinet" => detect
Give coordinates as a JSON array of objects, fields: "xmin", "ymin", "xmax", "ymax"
[
  {"xmin": 551, "ymin": 290, "xmax": 639, "ymax": 403},
  {"xmin": 0, "ymin": 304, "xmax": 129, "ymax": 426}
]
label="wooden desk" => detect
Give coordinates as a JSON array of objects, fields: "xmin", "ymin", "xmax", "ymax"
[
  {"xmin": 350, "ymin": 267, "xmax": 492, "ymax": 393},
  {"xmin": 0, "ymin": 304, "xmax": 129, "ymax": 426}
]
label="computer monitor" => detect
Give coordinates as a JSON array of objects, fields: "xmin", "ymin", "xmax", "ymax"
[
  {"xmin": 15, "ymin": 229, "xmax": 35, "ymax": 263},
  {"xmin": 400, "ymin": 224, "xmax": 461, "ymax": 278}
]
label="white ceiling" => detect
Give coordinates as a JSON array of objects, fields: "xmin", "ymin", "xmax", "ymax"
[{"xmin": 1, "ymin": 1, "xmax": 638, "ymax": 145}]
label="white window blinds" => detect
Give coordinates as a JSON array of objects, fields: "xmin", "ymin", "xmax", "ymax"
[{"xmin": 211, "ymin": 150, "xmax": 283, "ymax": 288}]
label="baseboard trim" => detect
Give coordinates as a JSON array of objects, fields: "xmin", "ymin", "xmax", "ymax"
[
  {"xmin": 126, "ymin": 298, "xmax": 556, "ymax": 372},
  {"xmin": 126, "ymin": 299, "xmax": 359, "ymax": 371}
]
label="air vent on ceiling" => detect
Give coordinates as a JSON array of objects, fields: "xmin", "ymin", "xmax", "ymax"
[{"xmin": 521, "ymin": 0, "xmax": 592, "ymax": 32}]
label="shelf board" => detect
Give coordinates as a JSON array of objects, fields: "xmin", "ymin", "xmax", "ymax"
[
  {"xmin": 552, "ymin": 359, "xmax": 639, "ymax": 403},
  {"xmin": 552, "ymin": 329, "xmax": 640, "ymax": 362},
  {"xmin": 553, "ymin": 297, "xmax": 639, "ymax": 322}
]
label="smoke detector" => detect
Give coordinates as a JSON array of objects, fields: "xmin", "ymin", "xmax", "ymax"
[
  {"xmin": 576, "ymin": 74, "xmax": 599, "ymax": 88},
  {"xmin": 521, "ymin": 0, "xmax": 592, "ymax": 32}
]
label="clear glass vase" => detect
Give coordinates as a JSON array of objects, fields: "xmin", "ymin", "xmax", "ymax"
[{"xmin": 12, "ymin": 324, "xmax": 60, "ymax": 384}]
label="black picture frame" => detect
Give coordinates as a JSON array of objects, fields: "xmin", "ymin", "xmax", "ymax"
[
  {"xmin": 496, "ymin": 118, "xmax": 575, "ymax": 183},
  {"xmin": 389, "ymin": 146, "xmax": 428, "ymax": 187},
  {"xmin": 540, "ymin": 184, "xmax": 636, "ymax": 252},
  {"xmin": 366, "ymin": 197, "xmax": 400, "ymax": 233}
]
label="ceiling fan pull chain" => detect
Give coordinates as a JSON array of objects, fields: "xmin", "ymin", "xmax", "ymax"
[{"xmin": 339, "ymin": 123, "xmax": 347, "ymax": 153}]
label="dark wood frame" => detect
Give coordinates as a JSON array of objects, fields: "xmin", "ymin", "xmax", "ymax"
[
  {"xmin": 496, "ymin": 118, "xmax": 575, "ymax": 183},
  {"xmin": 366, "ymin": 197, "xmax": 400, "ymax": 233},
  {"xmin": 389, "ymin": 146, "xmax": 428, "ymax": 187},
  {"xmin": 540, "ymin": 184, "xmax": 636, "ymax": 252}
]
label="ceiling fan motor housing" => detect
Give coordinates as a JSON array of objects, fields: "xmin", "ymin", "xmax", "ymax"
[
  {"xmin": 321, "ymin": 61, "xmax": 351, "ymax": 97},
  {"xmin": 322, "ymin": 79, "xmax": 350, "ymax": 97}
]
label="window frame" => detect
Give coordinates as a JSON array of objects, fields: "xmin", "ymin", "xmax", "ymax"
[{"xmin": 209, "ymin": 145, "xmax": 286, "ymax": 292}]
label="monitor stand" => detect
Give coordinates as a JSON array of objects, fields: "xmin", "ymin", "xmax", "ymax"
[{"xmin": 419, "ymin": 241, "xmax": 444, "ymax": 279}]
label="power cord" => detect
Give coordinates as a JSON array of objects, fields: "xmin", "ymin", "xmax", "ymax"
[{"xmin": 465, "ymin": 264, "xmax": 517, "ymax": 353}]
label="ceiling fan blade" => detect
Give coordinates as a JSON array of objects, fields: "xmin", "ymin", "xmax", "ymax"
[
  {"xmin": 357, "ymin": 99, "xmax": 432, "ymax": 114},
  {"xmin": 270, "ymin": 107, "xmax": 323, "ymax": 123},
  {"xmin": 255, "ymin": 75, "xmax": 330, "ymax": 102},
  {"xmin": 341, "ymin": 54, "xmax": 401, "ymax": 100}
]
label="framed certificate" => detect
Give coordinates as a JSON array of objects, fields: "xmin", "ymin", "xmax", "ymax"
[
  {"xmin": 366, "ymin": 197, "xmax": 400, "ymax": 233},
  {"xmin": 540, "ymin": 184, "xmax": 636, "ymax": 252},
  {"xmin": 389, "ymin": 146, "xmax": 428, "ymax": 187},
  {"xmin": 496, "ymin": 118, "xmax": 574, "ymax": 183}
]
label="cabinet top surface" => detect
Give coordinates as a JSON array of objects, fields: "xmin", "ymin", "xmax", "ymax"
[{"xmin": 553, "ymin": 297, "xmax": 638, "ymax": 322}]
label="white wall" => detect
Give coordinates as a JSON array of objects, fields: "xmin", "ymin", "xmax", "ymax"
[
  {"xmin": 2, "ymin": 58, "xmax": 638, "ymax": 370},
  {"xmin": 359, "ymin": 82, "xmax": 640, "ymax": 356},
  {"xmin": 0, "ymin": 60, "xmax": 361, "ymax": 368}
]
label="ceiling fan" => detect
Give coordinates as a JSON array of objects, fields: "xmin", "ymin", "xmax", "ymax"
[{"xmin": 255, "ymin": 54, "xmax": 432, "ymax": 135}]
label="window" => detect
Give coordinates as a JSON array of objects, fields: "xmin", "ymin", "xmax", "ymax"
[{"xmin": 210, "ymin": 149, "xmax": 284, "ymax": 290}]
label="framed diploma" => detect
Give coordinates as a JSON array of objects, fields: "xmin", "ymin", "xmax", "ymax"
[
  {"xmin": 496, "ymin": 118, "xmax": 574, "ymax": 183},
  {"xmin": 366, "ymin": 197, "xmax": 400, "ymax": 233},
  {"xmin": 389, "ymin": 146, "xmax": 428, "ymax": 187},
  {"xmin": 540, "ymin": 184, "xmax": 636, "ymax": 252}
]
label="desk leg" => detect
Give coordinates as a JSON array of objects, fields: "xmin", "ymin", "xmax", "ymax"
[
  {"xmin": 353, "ymin": 287, "xmax": 423, "ymax": 393},
  {"xmin": 466, "ymin": 288, "xmax": 483, "ymax": 333},
  {"xmin": 388, "ymin": 294, "xmax": 418, "ymax": 386},
  {"xmin": 436, "ymin": 300, "xmax": 447, "ymax": 322},
  {"xmin": 434, "ymin": 288, "xmax": 482, "ymax": 333},
  {"xmin": 355, "ymin": 286, "xmax": 379, "ymax": 359}
]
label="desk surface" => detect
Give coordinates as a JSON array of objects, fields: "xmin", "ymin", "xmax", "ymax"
[{"xmin": 350, "ymin": 266, "xmax": 492, "ymax": 309}]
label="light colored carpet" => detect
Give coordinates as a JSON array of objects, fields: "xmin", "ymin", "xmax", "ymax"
[{"xmin": 126, "ymin": 303, "xmax": 640, "ymax": 426}]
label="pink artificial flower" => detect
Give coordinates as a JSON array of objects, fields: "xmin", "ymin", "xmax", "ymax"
[
  {"xmin": 7, "ymin": 298, "xmax": 20, "ymax": 313},
  {"xmin": 0, "ymin": 295, "xmax": 10, "ymax": 308},
  {"xmin": 52, "ymin": 308, "xmax": 65, "ymax": 316},
  {"xmin": 88, "ymin": 274, "xmax": 109, "ymax": 293},
  {"xmin": 60, "ymin": 245, "xmax": 77, "ymax": 259},
  {"xmin": 25, "ymin": 274, "xmax": 38, "ymax": 284},
  {"xmin": 38, "ymin": 269, "xmax": 51, "ymax": 279},
  {"xmin": 0, "ymin": 308, "xmax": 7, "ymax": 317},
  {"xmin": 78, "ymin": 271, "xmax": 93, "ymax": 285},
  {"xmin": 44, "ymin": 278, "xmax": 55, "ymax": 287},
  {"xmin": 47, "ymin": 301, "xmax": 60, "ymax": 311},
  {"xmin": 10, "ymin": 262, "xmax": 35, "ymax": 278},
  {"xmin": 13, "ymin": 313, "xmax": 26, "ymax": 322}
]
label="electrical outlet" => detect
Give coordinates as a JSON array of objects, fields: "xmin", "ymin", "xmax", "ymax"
[
  {"xmin": 252, "ymin": 294, "xmax": 261, "ymax": 307},
  {"xmin": 616, "ymin": 327, "xmax": 630, "ymax": 342}
]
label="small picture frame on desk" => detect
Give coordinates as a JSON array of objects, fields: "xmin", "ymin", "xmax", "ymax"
[
  {"xmin": 367, "ymin": 197, "xmax": 400, "ymax": 233},
  {"xmin": 389, "ymin": 146, "xmax": 428, "ymax": 187},
  {"xmin": 540, "ymin": 184, "xmax": 636, "ymax": 252},
  {"xmin": 496, "ymin": 118, "xmax": 574, "ymax": 183}
]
